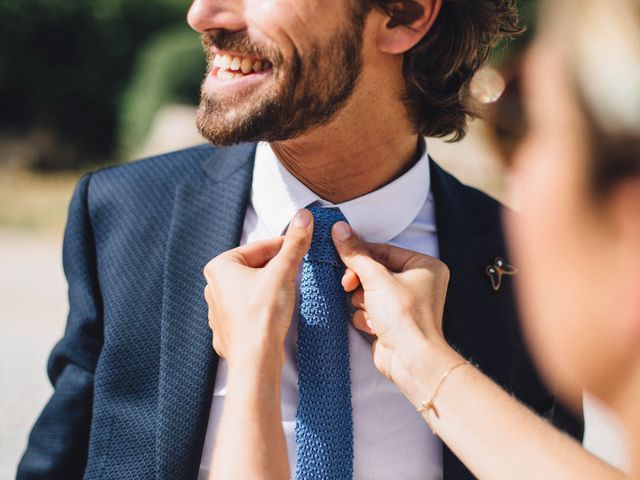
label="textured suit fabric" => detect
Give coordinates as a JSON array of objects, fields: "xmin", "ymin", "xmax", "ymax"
[
  {"xmin": 296, "ymin": 208, "xmax": 353, "ymax": 480},
  {"xmin": 17, "ymin": 143, "xmax": 583, "ymax": 480}
]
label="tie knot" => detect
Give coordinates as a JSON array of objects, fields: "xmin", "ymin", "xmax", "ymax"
[{"xmin": 305, "ymin": 207, "xmax": 347, "ymax": 267}]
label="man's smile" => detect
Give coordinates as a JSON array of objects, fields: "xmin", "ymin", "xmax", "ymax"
[
  {"xmin": 211, "ymin": 51, "xmax": 272, "ymax": 79},
  {"xmin": 204, "ymin": 50, "xmax": 274, "ymax": 97},
  {"xmin": 194, "ymin": 2, "xmax": 368, "ymax": 145}
]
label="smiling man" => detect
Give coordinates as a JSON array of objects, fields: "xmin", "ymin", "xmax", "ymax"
[{"xmin": 18, "ymin": 1, "xmax": 582, "ymax": 479}]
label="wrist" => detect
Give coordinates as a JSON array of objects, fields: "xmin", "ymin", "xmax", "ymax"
[
  {"xmin": 227, "ymin": 329, "xmax": 286, "ymax": 372},
  {"xmin": 226, "ymin": 350, "xmax": 283, "ymax": 405},
  {"xmin": 401, "ymin": 337, "xmax": 465, "ymax": 407},
  {"xmin": 229, "ymin": 308, "xmax": 288, "ymax": 356},
  {"xmin": 227, "ymin": 345, "xmax": 284, "ymax": 381}
]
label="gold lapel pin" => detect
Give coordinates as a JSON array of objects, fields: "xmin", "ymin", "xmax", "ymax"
[{"xmin": 486, "ymin": 257, "xmax": 517, "ymax": 292}]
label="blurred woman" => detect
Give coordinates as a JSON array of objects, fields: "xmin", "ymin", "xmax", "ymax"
[{"xmin": 203, "ymin": 0, "xmax": 640, "ymax": 478}]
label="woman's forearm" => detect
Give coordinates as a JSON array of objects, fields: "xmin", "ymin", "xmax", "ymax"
[
  {"xmin": 402, "ymin": 341, "xmax": 626, "ymax": 480},
  {"xmin": 210, "ymin": 349, "xmax": 290, "ymax": 480}
]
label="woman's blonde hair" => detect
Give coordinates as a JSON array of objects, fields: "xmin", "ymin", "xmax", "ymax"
[{"xmin": 545, "ymin": 0, "xmax": 640, "ymax": 193}]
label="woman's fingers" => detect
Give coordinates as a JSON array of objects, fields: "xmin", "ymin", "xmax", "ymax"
[
  {"xmin": 273, "ymin": 208, "xmax": 314, "ymax": 281},
  {"xmin": 212, "ymin": 336, "xmax": 225, "ymax": 358},
  {"xmin": 351, "ymin": 288, "xmax": 365, "ymax": 310},
  {"xmin": 201, "ymin": 210, "xmax": 314, "ymax": 366},
  {"xmin": 352, "ymin": 309, "xmax": 374, "ymax": 335},
  {"xmin": 204, "ymin": 286, "xmax": 215, "ymax": 327},
  {"xmin": 366, "ymin": 242, "xmax": 436, "ymax": 273},
  {"xmin": 205, "ymin": 285, "xmax": 225, "ymax": 357},
  {"xmin": 341, "ymin": 268, "xmax": 361, "ymax": 292},
  {"xmin": 206, "ymin": 237, "xmax": 285, "ymax": 278},
  {"xmin": 371, "ymin": 339, "xmax": 393, "ymax": 379},
  {"xmin": 332, "ymin": 222, "xmax": 385, "ymax": 284}
]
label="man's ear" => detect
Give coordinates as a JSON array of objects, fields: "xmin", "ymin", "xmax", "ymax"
[{"xmin": 374, "ymin": 0, "xmax": 443, "ymax": 54}]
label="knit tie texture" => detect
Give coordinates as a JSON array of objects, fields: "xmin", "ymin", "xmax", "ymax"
[{"xmin": 295, "ymin": 207, "xmax": 353, "ymax": 480}]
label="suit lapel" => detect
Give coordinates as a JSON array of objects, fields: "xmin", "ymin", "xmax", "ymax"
[
  {"xmin": 430, "ymin": 159, "xmax": 517, "ymax": 480},
  {"xmin": 156, "ymin": 143, "xmax": 256, "ymax": 479}
]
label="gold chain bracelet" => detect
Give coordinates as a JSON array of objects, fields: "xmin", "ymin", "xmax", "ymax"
[{"xmin": 417, "ymin": 360, "xmax": 471, "ymax": 435}]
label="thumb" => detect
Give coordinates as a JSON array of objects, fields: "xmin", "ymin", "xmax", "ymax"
[
  {"xmin": 273, "ymin": 209, "xmax": 314, "ymax": 280},
  {"xmin": 331, "ymin": 222, "xmax": 385, "ymax": 285}
]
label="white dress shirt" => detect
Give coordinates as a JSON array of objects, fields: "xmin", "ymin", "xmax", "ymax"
[{"xmin": 199, "ymin": 141, "xmax": 442, "ymax": 479}]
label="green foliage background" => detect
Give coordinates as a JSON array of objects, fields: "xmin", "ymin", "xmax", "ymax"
[
  {"xmin": 118, "ymin": 26, "xmax": 204, "ymax": 159},
  {"xmin": 0, "ymin": 0, "xmax": 204, "ymax": 168}
]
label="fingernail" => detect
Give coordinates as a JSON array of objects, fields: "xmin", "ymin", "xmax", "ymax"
[
  {"xmin": 292, "ymin": 209, "xmax": 311, "ymax": 228},
  {"xmin": 333, "ymin": 221, "xmax": 352, "ymax": 242}
]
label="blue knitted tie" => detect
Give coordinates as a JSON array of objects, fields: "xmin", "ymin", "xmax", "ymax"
[{"xmin": 295, "ymin": 207, "xmax": 353, "ymax": 480}]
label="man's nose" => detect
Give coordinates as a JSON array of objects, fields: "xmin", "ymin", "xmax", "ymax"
[{"xmin": 187, "ymin": 0, "xmax": 246, "ymax": 33}]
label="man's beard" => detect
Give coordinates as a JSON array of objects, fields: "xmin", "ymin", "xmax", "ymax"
[{"xmin": 195, "ymin": 12, "xmax": 367, "ymax": 146}]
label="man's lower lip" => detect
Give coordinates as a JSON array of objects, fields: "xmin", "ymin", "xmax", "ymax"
[{"xmin": 204, "ymin": 68, "xmax": 272, "ymax": 94}]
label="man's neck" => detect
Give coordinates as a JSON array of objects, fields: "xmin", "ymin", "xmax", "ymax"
[{"xmin": 269, "ymin": 79, "xmax": 422, "ymax": 204}]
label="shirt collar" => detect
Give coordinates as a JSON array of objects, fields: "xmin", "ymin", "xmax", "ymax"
[{"xmin": 250, "ymin": 139, "xmax": 431, "ymax": 243}]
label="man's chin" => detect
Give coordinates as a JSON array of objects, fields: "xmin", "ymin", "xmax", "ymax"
[
  {"xmin": 196, "ymin": 101, "xmax": 261, "ymax": 146},
  {"xmin": 196, "ymin": 125, "xmax": 252, "ymax": 147},
  {"xmin": 196, "ymin": 107, "xmax": 295, "ymax": 146}
]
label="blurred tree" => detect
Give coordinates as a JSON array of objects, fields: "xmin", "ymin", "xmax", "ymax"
[
  {"xmin": 0, "ymin": 0, "xmax": 201, "ymax": 169},
  {"xmin": 118, "ymin": 26, "xmax": 203, "ymax": 160}
]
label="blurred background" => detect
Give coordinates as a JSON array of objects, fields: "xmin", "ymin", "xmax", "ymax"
[{"xmin": 0, "ymin": 0, "xmax": 629, "ymax": 477}]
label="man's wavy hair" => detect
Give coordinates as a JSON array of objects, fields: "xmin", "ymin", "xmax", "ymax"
[{"xmin": 369, "ymin": 0, "xmax": 522, "ymax": 140}]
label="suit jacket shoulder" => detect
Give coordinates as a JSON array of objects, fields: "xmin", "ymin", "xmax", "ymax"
[
  {"xmin": 17, "ymin": 143, "xmax": 256, "ymax": 480},
  {"xmin": 88, "ymin": 144, "xmax": 215, "ymax": 210}
]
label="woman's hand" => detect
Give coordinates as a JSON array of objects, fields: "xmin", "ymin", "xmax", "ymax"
[
  {"xmin": 331, "ymin": 221, "xmax": 461, "ymax": 402},
  {"xmin": 330, "ymin": 224, "xmax": 627, "ymax": 480},
  {"xmin": 205, "ymin": 211, "xmax": 312, "ymax": 480},
  {"xmin": 203, "ymin": 209, "xmax": 313, "ymax": 368}
]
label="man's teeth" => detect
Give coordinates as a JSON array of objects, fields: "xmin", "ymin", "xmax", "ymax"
[
  {"xmin": 212, "ymin": 53, "xmax": 270, "ymax": 79},
  {"xmin": 240, "ymin": 57, "xmax": 253, "ymax": 74},
  {"xmin": 230, "ymin": 56, "xmax": 241, "ymax": 71}
]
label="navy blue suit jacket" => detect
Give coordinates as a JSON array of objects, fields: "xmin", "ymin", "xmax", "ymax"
[{"xmin": 17, "ymin": 143, "xmax": 582, "ymax": 479}]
